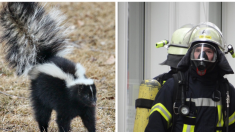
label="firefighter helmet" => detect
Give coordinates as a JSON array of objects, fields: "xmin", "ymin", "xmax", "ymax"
[
  {"xmin": 182, "ymin": 22, "xmax": 226, "ymax": 52},
  {"xmin": 160, "ymin": 24, "xmax": 194, "ymax": 68},
  {"xmin": 167, "ymin": 24, "xmax": 194, "ymax": 55}
]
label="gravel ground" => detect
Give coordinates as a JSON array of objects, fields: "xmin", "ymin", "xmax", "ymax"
[{"xmin": 0, "ymin": 2, "xmax": 115, "ymax": 132}]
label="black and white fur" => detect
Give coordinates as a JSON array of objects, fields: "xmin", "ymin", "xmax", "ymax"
[{"xmin": 0, "ymin": 2, "xmax": 96, "ymax": 132}]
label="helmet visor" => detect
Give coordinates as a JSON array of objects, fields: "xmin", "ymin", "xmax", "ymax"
[{"xmin": 190, "ymin": 43, "xmax": 217, "ymax": 63}]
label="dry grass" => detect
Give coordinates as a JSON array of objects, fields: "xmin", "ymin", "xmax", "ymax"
[{"xmin": 0, "ymin": 2, "xmax": 115, "ymax": 132}]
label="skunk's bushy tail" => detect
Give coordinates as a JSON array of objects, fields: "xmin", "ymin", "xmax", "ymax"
[{"xmin": 0, "ymin": 2, "xmax": 72, "ymax": 76}]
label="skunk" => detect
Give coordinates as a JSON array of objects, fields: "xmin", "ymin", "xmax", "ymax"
[{"xmin": 0, "ymin": 2, "xmax": 96, "ymax": 132}]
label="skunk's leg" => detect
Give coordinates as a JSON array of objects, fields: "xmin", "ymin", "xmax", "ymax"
[
  {"xmin": 81, "ymin": 107, "xmax": 96, "ymax": 132},
  {"xmin": 56, "ymin": 113, "xmax": 72, "ymax": 132},
  {"xmin": 33, "ymin": 99, "xmax": 52, "ymax": 132}
]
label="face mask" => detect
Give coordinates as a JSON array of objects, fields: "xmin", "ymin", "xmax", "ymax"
[
  {"xmin": 195, "ymin": 51, "xmax": 207, "ymax": 75},
  {"xmin": 190, "ymin": 43, "xmax": 217, "ymax": 76}
]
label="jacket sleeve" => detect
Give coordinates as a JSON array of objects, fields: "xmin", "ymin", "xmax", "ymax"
[
  {"xmin": 145, "ymin": 78, "xmax": 174, "ymax": 132},
  {"xmin": 228, "ymin": 83, "xmax": 235, "ymax": 131}
]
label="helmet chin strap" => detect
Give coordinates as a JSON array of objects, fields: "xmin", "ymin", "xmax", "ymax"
[{"xmin": 196, "ymin": 67, "xmax": 207, "ymax": 76}]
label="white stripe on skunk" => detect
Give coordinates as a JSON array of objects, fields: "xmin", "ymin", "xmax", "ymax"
[
  {"xmin": 28, "ymin": 63, "xmax": 94, "ymax": 87},
  {"xmin": 75, "ymin": 63, "xmax": 87, "ymax": 79}
]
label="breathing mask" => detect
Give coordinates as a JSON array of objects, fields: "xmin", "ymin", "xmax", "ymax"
[{"xmin": 190, "ymin": 43, "xmax": 217, "ymax": 76}]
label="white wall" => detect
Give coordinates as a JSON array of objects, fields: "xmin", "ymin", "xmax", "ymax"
[
  {"xmin": 222, "ymin": 2, "xmax": 235, "ymax": 87},
  {"xmin": 144, "ymin": 2, "xmax": 170, "ymax": 79},
  {"xmin": 118, "ymin": 2, "xmax": 128, "ymax": 132}
]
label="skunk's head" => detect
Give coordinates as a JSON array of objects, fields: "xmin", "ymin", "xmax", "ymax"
[
  {"xmin": 70, "ymin": 83, "xmax": 97, "ymax": 107},
  {"xmin": 68, "ymin": 63, "xmax": 97, "ymax": 107}
]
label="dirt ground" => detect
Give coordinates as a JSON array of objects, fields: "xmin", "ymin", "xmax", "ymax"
[{"xmin": 0, "ymin": 2, "xmax": 115, "ymax": 132}]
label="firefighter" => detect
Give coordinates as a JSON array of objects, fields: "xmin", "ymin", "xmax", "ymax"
[
  {"xmin": 134, "ymin": 24, "xmax": 194, "ymax": 132},
  {"xmin": 153, "ymin": 24, "xmax": 194, "ymax": 86},
  {"xmin": 145, "ymin": 22, "xmax": 235, "ymax": 132}
]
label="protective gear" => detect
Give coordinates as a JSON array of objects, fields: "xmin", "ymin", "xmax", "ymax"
[
  {"xmin": 156, "ymin": 40, "xmax": 169, "ymax": 48},
  {"xmin": 182, "ymin": 22, "xmax": 226, "ymax": 53},
  {"xmin": 191, "ymin": 43, "xmax": 217, "ymax": 62},
  {"xmin": 178, "ymin": 22, "xmax": 234, "ymax": 76},
  {"xmin": 190, "ymin": 43, "xmax": 217, "ymax": 76},
  {"xmin": 228, "ymin": 44, "xmax": 235, "ymax": 58},
  {"xmin": 160, "ymin": 24, "xmax": 193, "ymax": 68},
  {"xmin": 169, "ymin": 24, "xmax": 193, "ymax": 50},
  {"xmin": 133, "ymin": 79, "xmax": 161, "ymax": 132}
]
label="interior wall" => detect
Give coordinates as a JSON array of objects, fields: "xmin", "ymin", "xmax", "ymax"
[
  {"xmin": 144, "ymin": 2, "xmax": 170, "ymax": 79},
  {"xmin": 222, "ymin": 2, "xmax": 235, "ymax": 87},
  {"xmin": 126, "ymin": 2, "xmax": 145, "ymax": 132},
  {"xmin": 118, "ymin": 2, "xmax": 128, "ymax": 132}
]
